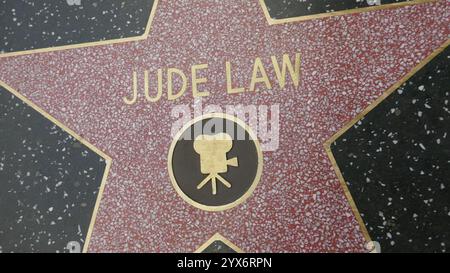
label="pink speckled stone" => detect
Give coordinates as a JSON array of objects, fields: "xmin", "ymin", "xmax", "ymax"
[{"xmin": 0, "ymin": 0, "xmax": 449, "ymax": 252}]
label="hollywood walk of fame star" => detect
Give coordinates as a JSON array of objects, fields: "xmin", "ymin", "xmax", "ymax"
[{"xmin": 0, "ymin": 0, "xmax": 449, "ymax": 252}]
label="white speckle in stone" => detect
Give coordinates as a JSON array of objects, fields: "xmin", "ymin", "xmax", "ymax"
[{"xmin": 419, "ymin": 143, "xmax": 426, "ymax": 150}]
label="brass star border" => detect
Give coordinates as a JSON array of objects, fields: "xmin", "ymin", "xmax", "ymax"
[
  {"xmin": 324, "ymin": 38, "xmax": 450, "ymax": 247},
  {"xmin": 0, "ymin": 0, "xmax": 159, "ymax": 58},
  {"xmin": 0, "ymin": 80, "xmax": 112, "ymax": 253},
  {"xmin": 195, "ymin": 233, "xmax": 243, "ymax": 253}
]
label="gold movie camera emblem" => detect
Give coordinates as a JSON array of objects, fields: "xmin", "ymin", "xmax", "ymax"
[
  {"xmin": 168, "ymin": 113, "xmax": 263, "ymax": 211},
  {"xmin": 194, "ymin": 133, "xmax": 238, "ymax": 195}
]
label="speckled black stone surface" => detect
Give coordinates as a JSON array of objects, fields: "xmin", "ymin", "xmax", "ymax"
[
  {"xmin": 0, "ymin": 0, "xmax": 155, "ymax": 54},
  {"xmin": 201, "ymin": 240, "xmax": 237, "ymax": 253},
  {"xmin": 0, "ymin": 85, "xmax": 107, "ymax": 253},
  {"xmin": 263, "ymin": 0, "xmax": 413, "ymax": 19},
  {"xmin": 331, "ymin": 45, "xmax": 450, "ymax": 253}
]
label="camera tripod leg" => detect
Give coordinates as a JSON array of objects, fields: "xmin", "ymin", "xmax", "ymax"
[
  {"xmin": 211, "ymin": 176, "xmax": 217, "ymax": 195},
  {"xmin": 197, "ymin": 174, "xmax": 232, "ymax": 195},
  {"xmin": 216, "ymin": 175, "xmax": 232, "ymax": 188},
  {"xmin": 197, "ymin": 173, "xmax": 213, "ymax": 190}
]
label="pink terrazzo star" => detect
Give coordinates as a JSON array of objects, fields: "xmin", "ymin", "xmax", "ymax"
[{"xmin": 0, "ymin": 0, "xmax": 449, "ymax": 252}]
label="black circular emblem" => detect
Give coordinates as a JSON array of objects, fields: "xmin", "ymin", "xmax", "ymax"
[{"xmin": 168, "ymin": 113, "xmax": 263, "ymax": 211}]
